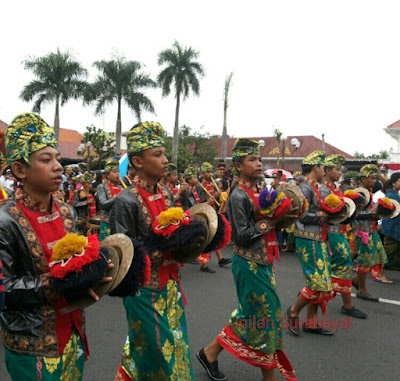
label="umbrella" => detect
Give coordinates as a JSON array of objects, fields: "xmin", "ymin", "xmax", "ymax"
[{"xmin": 264, "ymin": 168, "xmax": 293, "ymax": 179}]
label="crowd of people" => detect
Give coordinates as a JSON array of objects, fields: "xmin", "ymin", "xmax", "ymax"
[{"xmin": 0, "ymin": 112, "xmax": 399, "ymax": 381}]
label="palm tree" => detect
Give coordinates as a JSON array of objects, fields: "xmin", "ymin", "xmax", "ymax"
[
  {"xmin": 273, "ymin": 128, "xmax": 283, "ymax": 167},
  {"xmin": 157, "ymin": 41, "xmax": 205, "ymax": 165},
  {"xmin": 222, "ymin": 73, "xmax": 233, "ymax": 160},
  {"xmin": 20, "ymin": 49, "xmax": 88, "ymax": 144},
  {"xmin": 89, "ymin": 57, "xmax": 156, "ymax": 155}
]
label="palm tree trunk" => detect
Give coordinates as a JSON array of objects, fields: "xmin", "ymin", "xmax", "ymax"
[
  {"xmin": 172, "ymin": 91, "xmax": 181, "ymax": 166},
  {"xmin": 222, "ymin": 108, "xmax": 227, "ymax": 160},
  {"xmin": 115, "ymin": 100, "xmax": 122, "ymax": 155},
  {"xmin": 54, "ymin": 97, "xmax": 60, "ymax": 147}
]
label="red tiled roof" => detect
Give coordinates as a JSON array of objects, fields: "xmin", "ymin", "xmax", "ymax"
[
  {"xmin": 215, "ymin": 135, "xmax": 353, "ymax": 159},
  {"xmin": 387, "ymin": 120, "xmax": 400, "ymax": 129}
]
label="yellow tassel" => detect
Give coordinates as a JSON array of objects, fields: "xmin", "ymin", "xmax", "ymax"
[
  {"xmin": 324, "ymin": 194, "xmax": 341, "ymax": 208},
  {"xmin": 158, "ymin": 207, "xmax": 185, "ymax": 227},
  {"xmin": 344, "ymin": 189, "xmax": 356, "ymax": 196},
  {"xmin": 380, "ymin": 197, "xmax": 393, "ymax": 206},
  {"xmin": 52, "ymin": 234, "xmax": 88, "ymax": 261}
]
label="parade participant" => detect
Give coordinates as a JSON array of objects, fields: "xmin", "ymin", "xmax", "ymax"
[
  {"xmin": 320, "ymin": 155, "xmax": 366, "ymax": 318},
  {"xmin": 0, "ymin": 112, "xmax": 109, "ymax": 380},
  {"xmin": 74, "ymin": 172, "xmax": 96, "ymax": 234},
  {"xmin": 198, "ymin": 162, "xmax": 231, "ymax": 272},
  {"xmin": 121, "ymin": 164, "xmax": 136, "ymax": 188},
  {"xmin": 197, "ymin": 138, "xmax": 297, "ymax": 381},
  {"xmin": 181, "ymin": 167, "xmax": 202, "ymax": 210},
  {"xmin": 110, "ymin": 121, "xmax": 200, "ymax": 380},
  {"xmin": 97, "ymin": 158, "xmax": 123, "ymax": 240},
  {"xmin": 352, "ymin": 164, "xmax": 388, "ymax": 301},
  {"xmin": 286, "ymin": 151, "xmax": 335, "ymax": 336},
  {"xmin": 165, "ymin": 163, "xmax": 186, "ymax": 208},
  {"xmin": 381, "ymin": 173, "xmax": 400, "ymax": 271},
  {"xmin": 0, "ymin": 259, "xmax": 3, "ymax": 311}
]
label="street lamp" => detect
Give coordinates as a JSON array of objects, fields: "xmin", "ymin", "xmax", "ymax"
[
  {"xmin": 78, "ymin": 141, "xmax": 94, "ymax": 172},
  {"xmin": 100, "ymin": 145, "xmax": 108, "ymax": 171}
]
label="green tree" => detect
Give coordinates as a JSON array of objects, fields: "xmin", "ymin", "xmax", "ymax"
[
  {"xmin": 20, "ymin": 49, "xmax": 88, "ymax": 144},
  {"xmin": 88, "ymin": 57, "xmax": 156, "ymax": 155},
  {"xmin": 273, "ymin": 128, "xmax": 283, "ymax": 166},
  {"xmin": 157, "ymin": 41, "xmax": 205, "ymax": 165},
  {"xmin": 165, "ymin": 125, "xmax": 217, "ymax": 170},
  {"xmin": 354, "ymin": 151, "xmax": 366, "ymax": 158},
  {"xmin": 77, "ymin": 125, "xmax": 116, "ymax": 170},
  {"xmin": 222, "ymin": 73, "xmax": 233, "ymax": 160}
]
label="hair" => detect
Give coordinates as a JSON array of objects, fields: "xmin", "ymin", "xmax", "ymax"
[
  {"xmin": 220, "ymin": 178, "xmax": 229, "ymax": 191},
  {"xmin": 128, "ymin": 151, "xmax": 144, "ymax": 171},
  {"xmin": 301, "ymin": 164, "xmax": 321, "ymax": 176},
  {"xmin": 383, "ymin": 172, "xmax": 400, "ymax": 193},
  {"xmin": 341, "ymin": 178, "xmax": 351, "ymax": 186}
]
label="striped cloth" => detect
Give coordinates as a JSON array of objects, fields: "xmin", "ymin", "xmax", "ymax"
[{"xmin": 0, "ymin": 259, "xmax": 4, "ymax": 311}]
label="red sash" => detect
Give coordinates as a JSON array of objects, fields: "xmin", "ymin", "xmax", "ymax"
[
  {"xmin": 168, "ymin": 184, "xmax": 182, "ymax": 208},
  {"xmin": 190, "ymin": 186, "xmax": 201, "ymax": 204},
  {"xmin": 240, "ymin": 185, "xmax": 279, "ymax": 264},
  {"xmin": 135, "ymin": 185, "xmax": 179, "ymax": 290}
]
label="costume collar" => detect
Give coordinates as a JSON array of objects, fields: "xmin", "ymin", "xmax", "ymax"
[
  {"xmin": 133, "ymin": 175, "xmax": 158, "ymax": 194},
  {"xmin": 304, "ymin": 176, "xmax": 319, "ymax": 186},
  {"xmin": 14, "ymin": 187, "xmax": 55, "ymax": 214},
  {"xmin": 238, "ymin": 179, "xmax": 259, "ymax": 193}
]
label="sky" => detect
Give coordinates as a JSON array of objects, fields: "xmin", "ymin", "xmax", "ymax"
[{"xmin": 1, "ymin": 0, "xmax": 400, "ymax": 157}]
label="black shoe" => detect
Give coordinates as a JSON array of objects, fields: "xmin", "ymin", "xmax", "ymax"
[
  {"xmin": 352, "ymin": 278, "xmax": 359, "ymax": 290},
  {"xmin": 200, "ymin": 266, "xmax": 216, "ymax": 273},
  {"xmin": 285, "ymin": 307, "xmax": 300, "ymax": 336},
  {"xmin": 190, "ymin": 261, "xmax": 200, "ymax": 265},
  {"xmin": 302, "ymin": 325, "xmax": 334, "ymax": 335},
  {"xmin": 356, "ymin": 291, "xmax": 379, "ymax": 302},
  {"xmin": 340, "ymin": 306, "xmax": 367, "ymax": 319},
  {"xmin": 196, "ymin": 348, "xmax": 226, "ymax": 381},
  {"xmin": 218, "ymin": 258, "xmax": 232, "ymax": 267}
]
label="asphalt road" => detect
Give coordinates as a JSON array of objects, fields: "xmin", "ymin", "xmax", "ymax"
[{"xmin": 1, "ymin": 246, "xmax": 400, "ymax": 380}]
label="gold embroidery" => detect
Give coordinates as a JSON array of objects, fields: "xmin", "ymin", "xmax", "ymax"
[{"xmin": 43, "ymin": 357, "xmax": 60, "ymax": 374}]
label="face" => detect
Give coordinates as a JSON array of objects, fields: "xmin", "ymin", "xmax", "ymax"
[
  {"xmin": 362, "ymin": 175, "xmax": 376, "ymax": 190},
  {"xmin": 107, "ymin": 169, "xmax": 120, "ymax": 183},
  {"xmin": 12, "ymin": 146, "xmax": 63, "ymax": 194},
  {"xmin": 168, "ymin": 172, "xmax": 178, "ymax": 184},
  {"xmin": 314, "ymin": 165, "xmax": 325, "ymax": 182},
  {"xmin": 236, "ymin": 155, "xmax": 263, "ymax": 182},
  {"xmin": 187, "ymin": 176, "xmax": 198, "ymax": 186},
  {"xmin": 202, "ymin": 172, "xmax": 212, "ymax": 181},
  {"xmin": 326, "ymin": 167, "xmax": 341, "ymax": 182},
  {"xmin": 350, "ymin": 178, "xmax": 357, "ymax": 187},
  {"xmin": 83, "ymin": 182, "xmax": 92, "ymax": 191},
  {"xmin": 393, "ymin": 178, "xmax": 400, "ymax": 191},
  {"xmin": 132, "ymin": 147, "xmax": 168, "ymax": 180}
]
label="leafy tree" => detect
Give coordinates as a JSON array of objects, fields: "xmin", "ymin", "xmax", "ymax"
[
  {"xmin": 164, "ymin": 125, "xmax": 217, "ymax": 170},
  {"xmin": 273, "ymin": 128, "xmax": 283, "ymax": 166},
  {"xmin": 88, "ymin": 57, "xmax": 156, "ymax": 155},
  {"xmin": 20, "ymin": 49, "xmax": 88, "ymax": 144},
  {"xmin": 77, "ymin": 125, "xmax": 116, "ymax": 170},
  {"xmin": 157, "ymin": 41, "xmax": 205, "ymax": 165},
  {"xmin": 222, "ymin": 73, "xmax": 233, "ymax": 160},
  {"xmin": 354, "ymin": 151, "xmax": 366, "ymax": 158}
]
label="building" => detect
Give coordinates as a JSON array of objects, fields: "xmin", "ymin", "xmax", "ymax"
[{"xmin": 215, "ymin": 135, "xmax": 354, "ymax": 172}]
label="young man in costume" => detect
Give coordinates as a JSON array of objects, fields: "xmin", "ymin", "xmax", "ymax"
[
  {"xmin": 97, "ymin": 158, "xmax": 123, "ymax": 240},
  {"xmin": 198, "ymin": 162, "xmax": 232, "ymax": 272},
  {"xmin": 197, "ymin": 138, "xmax": 297, "ymax": 381},
  {"xmin": 0, "ymin": 112, "xmax": 110, "ymax": 380},
  {"xmin": 165, "ymin": 163, "xmax": 186, "ymax": 208},
  {"xmin": 74, "ymin": 172, "xmax": 96, "ymax": 234},
  {"xmin": 352, "ymin": 164, "xmax": 387, "ymax": 302},
  {"xmin": 286, "ymin": 151, "xmax": 335, "ymax": 336},
  {"xmin": 110, "ymin": 121, "xmax": 201, "ymax": 381},
  {"xmin": 181, "ymin": 167, "xmax": 202, "ymax": 211},
  {"xmin": 320, "ymin": 154, "xmax": 366, "ymax": 319}
]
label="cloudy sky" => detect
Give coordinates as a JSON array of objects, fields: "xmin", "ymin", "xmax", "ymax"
[{"xmin": 2, "ymin": 0, "xmax": 400, "ymax": 157}]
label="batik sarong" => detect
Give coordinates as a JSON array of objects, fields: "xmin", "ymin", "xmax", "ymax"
[
  {"xmin": 355, "ymin": 231, "xmax": 387, "ymax": 278},
  {"xmin": 217, "ymin": 254, "xmax": 296, "ymax": 381},
  {"xmin": 115, "ymin": 279, "xmax": 194, "ymax": 381},
  {"xmin": 4, "ymin": 331, "xmax": 85, "ymax": 381},
  {"xmin": 328, "ymin": 231, "xmax": 352, "ymax": 295}
]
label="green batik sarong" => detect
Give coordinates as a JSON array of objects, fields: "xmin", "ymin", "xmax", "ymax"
[
  {"xmin": 4, "ymin": 331, "xmax": 85, "ymax": 381},
  {"xmin": 383, "ymin": 236, "xmax": 400, "ymax": 270},
  {"xmin": 120, "ymin": 279, "xmax": 194, "ymax": 381},
  {"xmin": 356, "ymin": 231, "xmax": 387, "ymax": 268},
  {"xmin": 327, "ymin": 231, "xmax": 353, "ymax": 295},
  {"xmin": 227, "ymin": 254, "xmax": 284, "ymax": 353},
  {"xmin": 296, "ymin": 237, "xmax": 332, "ymax": 292},
  {"xmin": 99, "ymin": 221, "xmax": 110, "ymax": 241}
]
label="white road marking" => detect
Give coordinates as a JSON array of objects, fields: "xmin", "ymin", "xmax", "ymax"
[{"xmin": 351, "ymin": 293, "xmax": 400, "ymax": 306}]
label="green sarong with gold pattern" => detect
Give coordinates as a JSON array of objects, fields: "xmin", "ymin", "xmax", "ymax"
[
  {"xmin": 99, "ymin": 221, "xmax": 110, "ymax": 241},
  {"xmin": 117, "ymin": 279, "xmax": 194, "ymax": 381},
  {"xmin": 217, "ymin": 254, "xmax": 296, "ymax": 381},
  {"xmin": 4, "ymin": 331, "xmax": 85, "ymax": 381}
]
